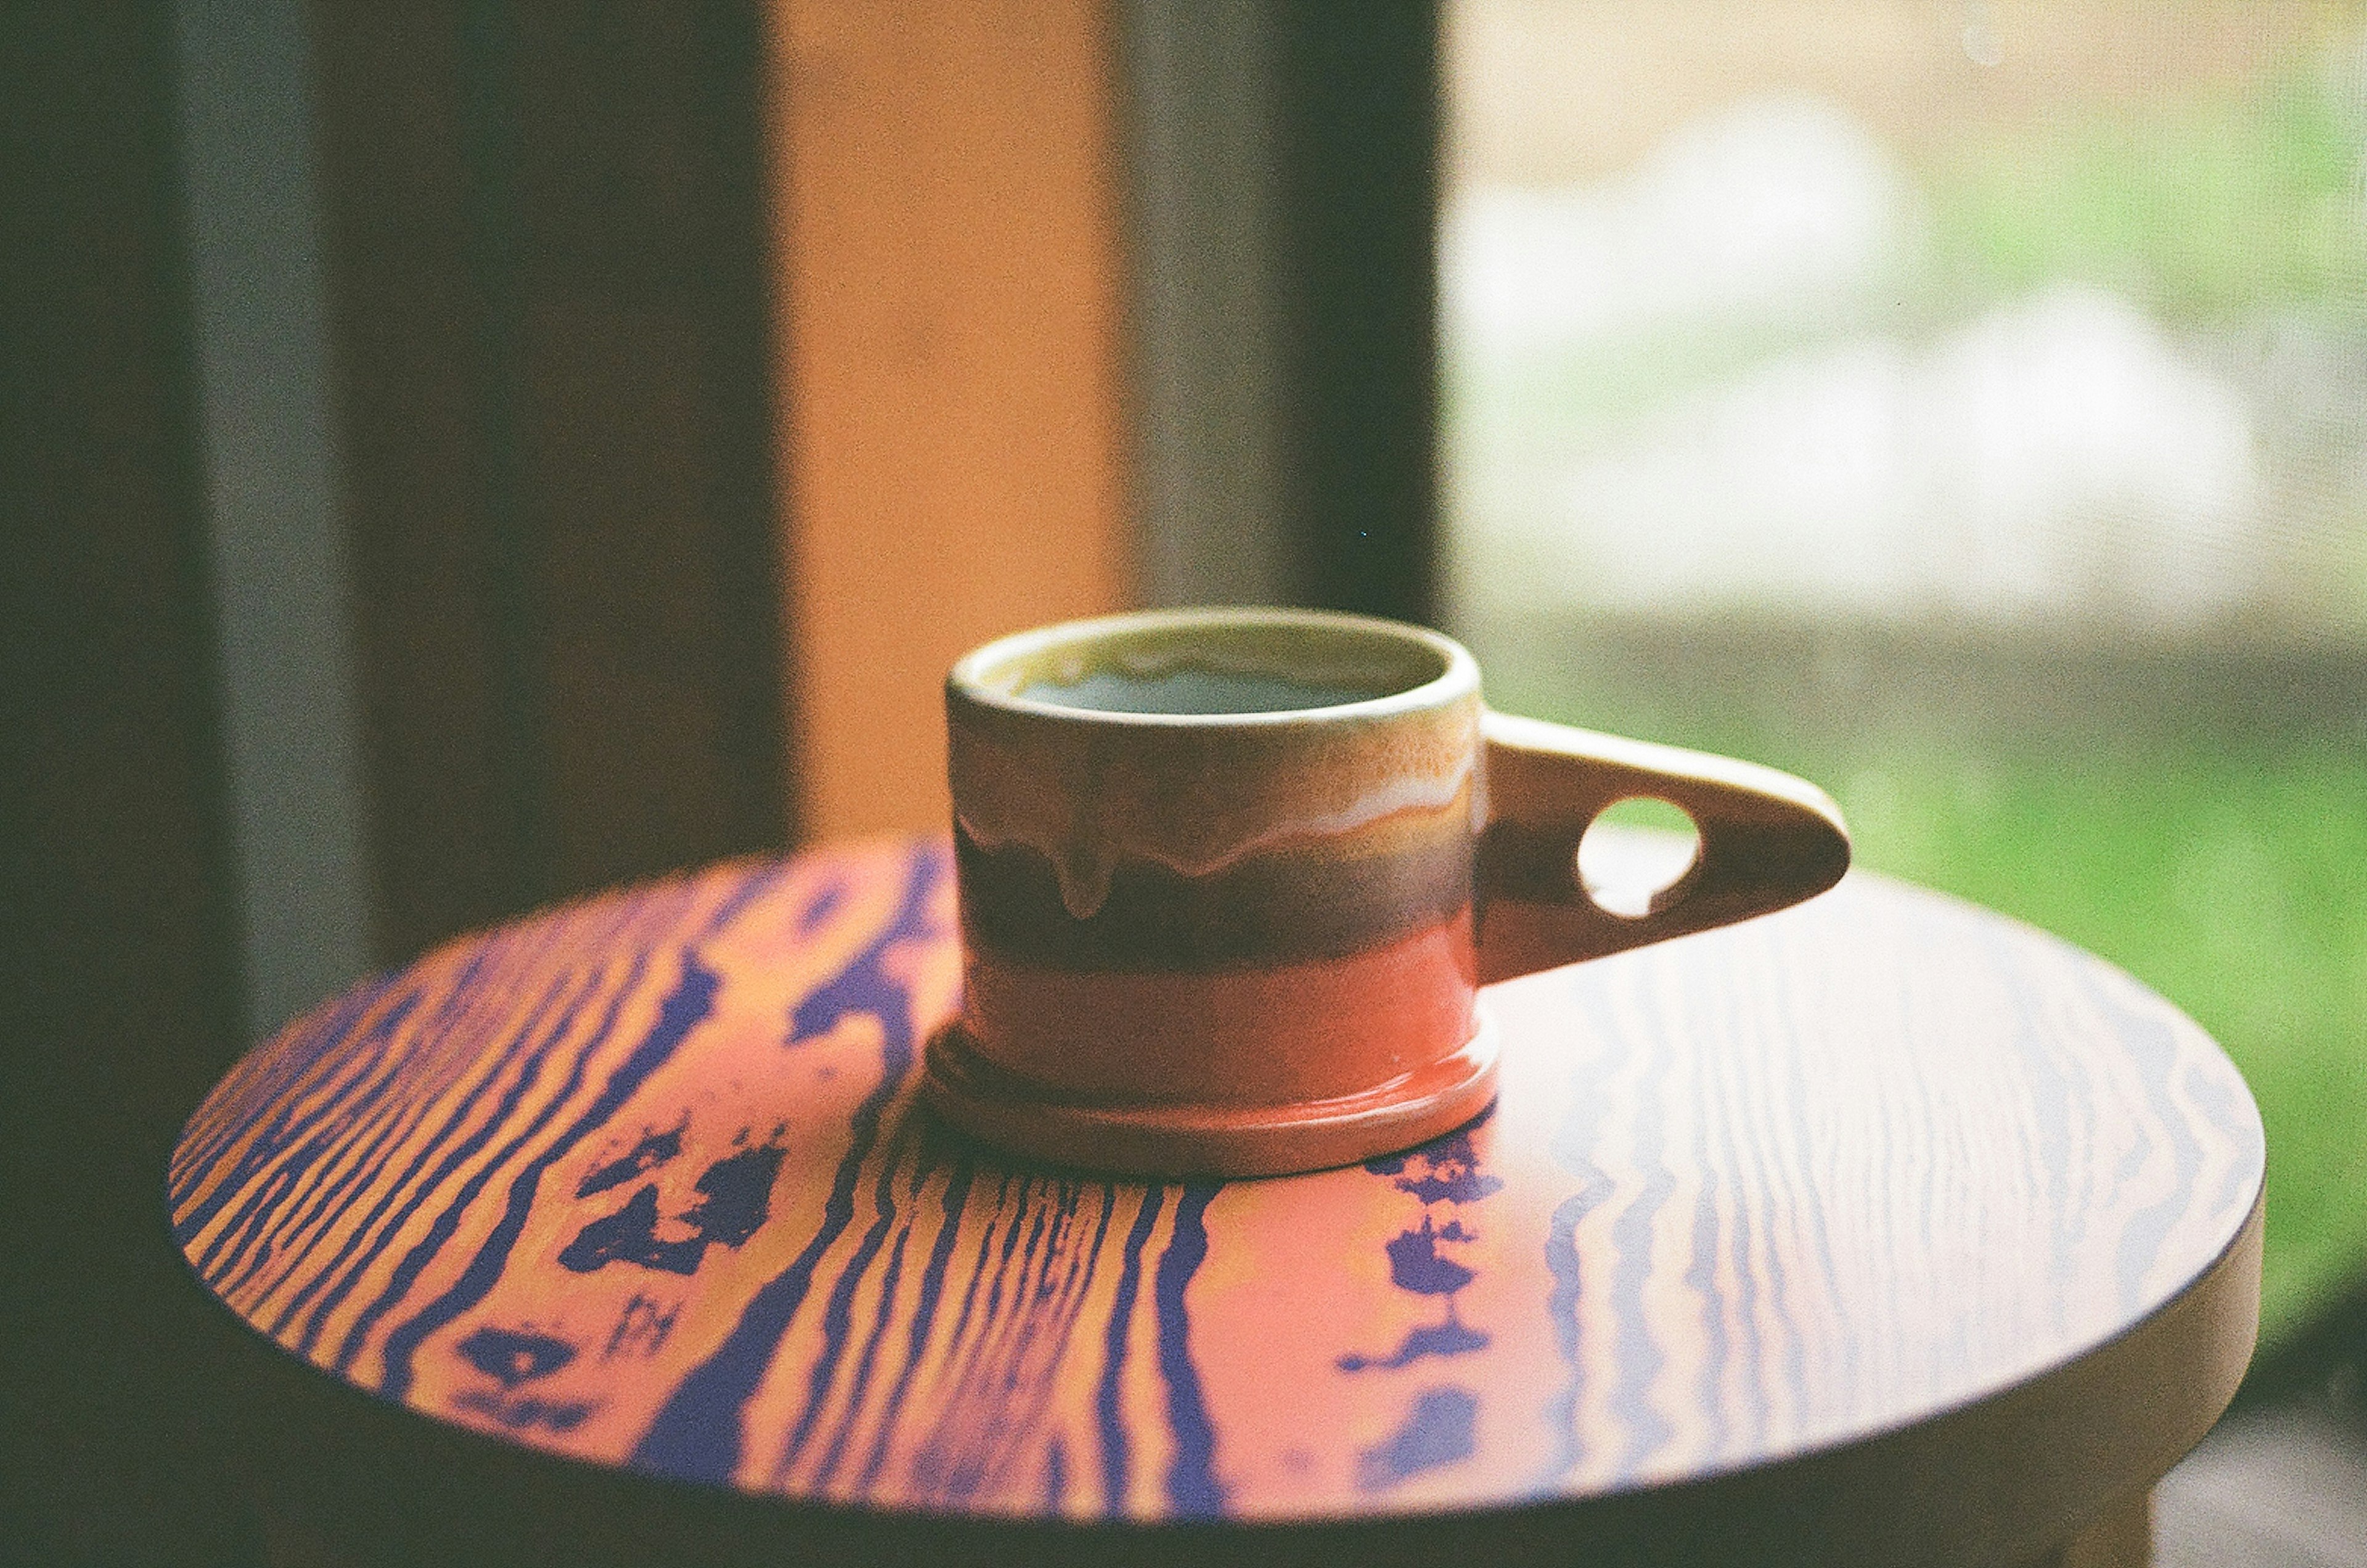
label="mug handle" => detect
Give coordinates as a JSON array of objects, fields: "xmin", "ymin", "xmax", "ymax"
[{"xmin": 1476, "ymin": 711, "xmax": 1852, "ymax": 985}]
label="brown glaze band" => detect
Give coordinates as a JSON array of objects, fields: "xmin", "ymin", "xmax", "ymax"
[
  {"xmin": 957, "ymin": 909, "xmax": 1479, "ymax": 1109},
  {"xmin": 954, "ymin": 819, "xmax": 1474, "ymax": 971}
]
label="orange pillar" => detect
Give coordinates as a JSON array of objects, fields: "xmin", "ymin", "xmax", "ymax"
[{"xmin": 767, "ymin": 0, "xmax": 1132, "ymax": 842}]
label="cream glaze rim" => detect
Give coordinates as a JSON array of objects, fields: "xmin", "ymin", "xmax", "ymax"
[{"xmin": 948, "ymin": 606, "xmax": 1481, "ymax": 727}]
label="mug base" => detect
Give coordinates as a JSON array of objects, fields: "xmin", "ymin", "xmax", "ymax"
[{"xmin": 918, "ymin": 1009, "xmax": 1501, "ymax": 1178}]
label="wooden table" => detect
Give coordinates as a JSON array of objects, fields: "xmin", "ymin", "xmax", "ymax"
[{"xmin": 171, "ymin": 835, "xmax": 2262, "ymax": 1566}]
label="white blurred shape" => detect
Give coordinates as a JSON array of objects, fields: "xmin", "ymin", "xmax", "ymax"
[
  {"xmin": 1495, "ymin": 285, "xmax": 2260, "ymax": 630},
  {"xmin": 1445, "ymin": 96, "xmax": 1918, "ymax": 357}
]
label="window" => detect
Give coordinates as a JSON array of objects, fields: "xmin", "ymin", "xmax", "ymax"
[{"xmin": 1443, "ymin": 0, "xmax": 2367, "ymax": 1338}]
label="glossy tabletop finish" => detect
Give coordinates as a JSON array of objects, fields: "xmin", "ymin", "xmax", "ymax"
[{"xmin": 170, "ymin": 835, "xmax": 2264, "ymax": 1565}]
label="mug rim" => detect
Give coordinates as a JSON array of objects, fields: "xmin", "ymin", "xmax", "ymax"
[{"xmin": 948, "ymin": 606, "xmax": 1480, "ymax": 729}]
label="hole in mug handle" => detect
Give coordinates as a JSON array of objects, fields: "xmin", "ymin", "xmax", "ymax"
[{"xmin": 1574, "ymin": 797, "xmax": 1703, "ymax": 920}]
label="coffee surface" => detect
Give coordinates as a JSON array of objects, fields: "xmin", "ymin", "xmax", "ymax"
[{"xmin": 1020, "ymin": 666, "xmax": 1386, "ymax": 715}]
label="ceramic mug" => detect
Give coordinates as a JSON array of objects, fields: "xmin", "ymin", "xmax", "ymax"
[{"xmin": 920, "ymin": 607, "xmax": 1849, "ymax": 1177}]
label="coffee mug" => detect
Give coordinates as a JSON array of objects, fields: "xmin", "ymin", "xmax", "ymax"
[{"xmin": 920, "ymin": 607, "xmax": 1849, "ymax": 1177}]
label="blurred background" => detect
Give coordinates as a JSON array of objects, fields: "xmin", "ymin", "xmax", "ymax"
[
  {"xmin": 1440, "ymin": 7, "xmax": 2367, "ymax": 1554},
  {"xmin": 3, "ymin": 1, "xmax": 2360, "ymax": 1562},
  {"xmin": 1444, "ymin": 0, "xmax": 2367, "ymax": 1354}
]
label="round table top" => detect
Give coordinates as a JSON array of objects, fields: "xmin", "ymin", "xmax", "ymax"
[{"xmin": 171, "ymin": 834, "xmax": 2263, "ymax": 1559}]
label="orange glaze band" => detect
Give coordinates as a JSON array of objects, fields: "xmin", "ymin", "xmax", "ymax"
[{"xmin": 959, "ymin": 908, "xmax": 1478, "ymax": 1111}]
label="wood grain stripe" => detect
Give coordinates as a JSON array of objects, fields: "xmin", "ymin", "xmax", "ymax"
[{"xmin": 630, "ymin": 852, "xmax": 942, "ymax": 1484}]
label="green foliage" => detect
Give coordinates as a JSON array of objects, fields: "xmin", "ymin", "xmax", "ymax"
[
  {"xmin": 1832, "ymin": 741, "xmax": 2367, "ymax": 1342},
  {"xmin": 1926, "ymin": 75, "xmax": 2367, "ymax": 322}
]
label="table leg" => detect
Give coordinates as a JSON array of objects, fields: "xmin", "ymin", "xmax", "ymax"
[{"xmin": 2027, "ymin": 1489, "xmax": 2152, "ymax": 1568}]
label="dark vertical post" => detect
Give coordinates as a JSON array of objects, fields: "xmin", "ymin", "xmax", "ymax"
[
  {"xmin": 455, "ymin": 0, "xmax": 549, "ymax": 921},
  {"xmin": 498, "ymin": 2, "xmax": 791, "ymax": 906},
  {"xmin": 1270, "ymin": 1, "xmax": 1441, "ymax": 625},
  {"xmin": 313, "ymin": 2, "xmax": 793, "ymax": 965},
  {"xmin": 0, "ymin": 6, "xmax": 256, "ymax": 1560},
  {"xmin": 312, "ymin": 4, "xmax": 534, "ymax": 962}
]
